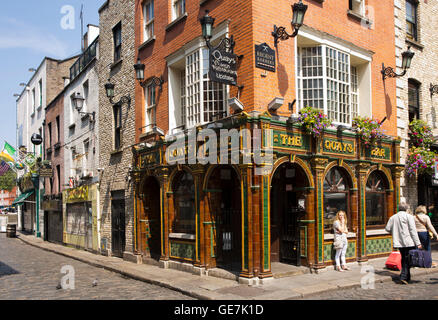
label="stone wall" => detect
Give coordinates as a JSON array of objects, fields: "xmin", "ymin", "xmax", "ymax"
[{"xmin": 98, "ymin": 0, "xmax": 137, "ymax": 260}]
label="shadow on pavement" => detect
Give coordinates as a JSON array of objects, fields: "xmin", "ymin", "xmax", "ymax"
[
  {"xmin": 375, "ymin": 270, "xmax": 399, "ymax": 283},
  {"xmin": 0, "ymin": 261, "xmax": 19, "ymax": 278}
]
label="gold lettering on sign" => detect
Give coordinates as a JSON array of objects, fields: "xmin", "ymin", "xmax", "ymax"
[
  {"xmin": 275, "ymin": 134, "xmax": 303, "ymax": 147},
  {"xmin": 324, "ymin": 140, "xmax": 354, "ymax": 154},
  {"xmin": 370, "ymin": 147, "xmax": 385, "ymax": 158}
]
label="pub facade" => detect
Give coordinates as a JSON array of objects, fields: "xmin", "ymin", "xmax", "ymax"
[{"xmin": 132, "ymin": 0, "xmax": 400, "ymax": 281}]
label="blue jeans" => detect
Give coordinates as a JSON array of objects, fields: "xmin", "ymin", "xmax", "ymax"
[{"xmin": 418, "ymin": 232, "xmax": 431, "ymax": 252}]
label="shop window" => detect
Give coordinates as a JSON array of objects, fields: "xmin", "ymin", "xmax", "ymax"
[
  {"xmin": 172, "ymin": 171, "xmax": 195, "ymax": 234},
  {"xmin": 365, "ymin": 171, "xmax": 387, "ymax": 227},
  {"xmin": 323, "ymin": 167, "xmax": 351, "ymax": 232},
  {"xmin": 168, "ymin": 48, "xmax": 227, "ymax": 131},
  {"xmin": 297, "ymin": 43, "xmax": 371, "ymax": 126},
  {"xmin": 406, "ymin": 0, "xmax": 418, "ymax": 41},
  {"xmin": 408, "ymin": 79, "xmax": 420, "ymax": 124}
]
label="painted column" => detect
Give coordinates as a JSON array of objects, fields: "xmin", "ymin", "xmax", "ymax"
[
  {"xmin": 357, "ymin": 162, "xmax": 371, "ymax": 262},
  {"xmin": 239, "ymin": 163, "xmax": 254, "ymax": 280},
  {"xmin": 161, "ymin": 167, "xmax": 171, "ymax": 262},
  {"xmin": 311, "ymin": 157, "xmax": 328, "ymax": 268},
  {"xmin": 192, "ymin": 164, "xmax": 205, "ymax": 268}
]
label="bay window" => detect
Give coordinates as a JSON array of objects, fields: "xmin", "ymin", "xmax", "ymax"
[
  {"xmin": 297, "ymin": 40, "xmax": 371, "ymax": 126},
  {"xmin": 169, "ymin": 47, "xmax": 228, "ymax": 131}
]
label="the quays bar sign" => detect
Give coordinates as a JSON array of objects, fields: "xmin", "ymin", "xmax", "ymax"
[
  {"xmin": 365, "ymin": 145, "xmax": 391, "ymax": 161},
  {"xmin": 272, "ymin": 130, "xmax": 310, "ymax": 151},
  {"xmin": 322, "ymin": 138, "xmax": 355, "ymax": 156}
]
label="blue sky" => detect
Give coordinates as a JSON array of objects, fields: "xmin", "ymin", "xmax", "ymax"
[{"xmin": 0, "ymin": 1, "xmax": 104, "ymax": 150}]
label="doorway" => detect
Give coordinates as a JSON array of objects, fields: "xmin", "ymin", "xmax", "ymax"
[
  {"xmin": 140, "ymin": 177, "xmax": 162, "ymax": 259},
  {"xmin": 270, "ymin": 162, "xmax": 307, "ymax": 265},
  {"xmin": 208, "ymin": 166, "xmax": 241, "ymax": 271},
  {"xmin": 111, "ymin": 191, "xmax": 125, "ymax": 258}
]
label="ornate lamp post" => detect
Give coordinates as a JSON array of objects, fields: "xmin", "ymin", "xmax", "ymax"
[
  {"xmin": 272, "ymin": 0, "xmax": 308, "ymax": 47},
  {"xmin": 381, "ymin": 47, "xmax": 415, "ymax": 80}
]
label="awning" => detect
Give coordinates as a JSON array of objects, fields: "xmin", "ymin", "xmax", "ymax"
[{"xmin": 12, "ymin": 190, "xmax": 34, "ymax": 206}]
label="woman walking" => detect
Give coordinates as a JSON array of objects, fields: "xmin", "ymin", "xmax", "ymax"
[
  {"xmin": 414, "ymin": 206, "xmax": 438, "ymax": 258},
  {"xmin": 333, "ymin": 211, "xmax": 350, "ymax": 272}
]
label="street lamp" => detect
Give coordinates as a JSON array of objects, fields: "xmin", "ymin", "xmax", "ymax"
[
  {"xmin": 72, "ymin": 93, "xmax": 95, "ymax": 122},
  {"xmin": 104, "ymin": 78, "xmax": 131, "ymax": 107},
  {"xmin": 133, "ymin": 59, "xmax": 164, "ymax": 90},
  {"xmin": 200, "ymin": 10, "xmax": 215, "ymax": 41},
  {"xmin": 272, "ymin": 0, "xmax": 308, "ymax": 47},
  {"xmin": 381, "ymin": 47, "xmax": 415, "ymax": 80}
]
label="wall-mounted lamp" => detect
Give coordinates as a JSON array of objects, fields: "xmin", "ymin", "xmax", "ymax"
[
  {"xmin": 228, "ymin": 97, "xmax": 244, "ymax": 113},
  {"xmin": 134, "ymin": 59, "xmax": 164, "ymax": 90},
  {"xmin": 430, "ymin": 83, "xmax": 438, "ymax": 97},
  {"xmin": 268, "ymin": 97, "xmax": 285, "ymax": 112},
  {"xmin": 381, "ymin": 47, "xmax": 414, "ymax": 80},
  {"xmin": 287, "ymin": 113, "xmax": 300, "ymax": 125},
  {"xmin": 72, "ymin": 93, "xmax": 95, "ymax": 122},
  {"xmin": 272, "ymin": 0, "xmax": 308, "ymax": 47},
  {"xmin": 104, "ymin": 78, "xmax": 131, "ymax": 107}
]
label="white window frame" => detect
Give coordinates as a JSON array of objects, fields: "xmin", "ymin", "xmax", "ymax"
[
  {"xmin": 351, "ymin": 0, "xmax": 365, "ymax": 16},
  {"xmin": 172, "ymin": 0, "xmax": 186, "ymax": 21},
  {"xmin": 143, "ymin": 0, "xmax": 154, "ymax": 41},
  {"xmin": 144, "ymin": 81, "xmax": 157, "ymax": 133},
  {"xmin": 295, "ymin": 30, "xmax": 372, "ymax": 126}
]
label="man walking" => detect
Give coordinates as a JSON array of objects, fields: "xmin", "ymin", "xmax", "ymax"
[{"xmin": 385, "ymin": 202, "xmax": 422, "ymax": 284}]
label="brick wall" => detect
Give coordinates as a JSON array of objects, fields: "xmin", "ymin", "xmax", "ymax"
[{"xmin": 98, "ymin": 0, "xmax": 136, "ymax": 257}]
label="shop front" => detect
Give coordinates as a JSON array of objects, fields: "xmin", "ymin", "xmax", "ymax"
[
  {"xmin": 62, "ymin": 184, "xmax": 99, "ymax": 252},
  {"xmin": 42, "ymin": 194, "xmax": 63, "ymax": 244},
  {"xmin": 132, "ymin": 113, "xmax": 402, "ymax": 280}
]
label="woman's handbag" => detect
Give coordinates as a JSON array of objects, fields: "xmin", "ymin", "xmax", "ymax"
[
  {"xmin": 415, "ymin": 215, "xmax": 434, "ymax": 239},
  {"xmin": 333, "ymin": 237, "xmax": 343, "ymax": 250}
]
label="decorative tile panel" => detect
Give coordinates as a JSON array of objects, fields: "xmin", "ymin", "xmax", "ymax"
[
  {"xmin": 366, "ymin": 237, "xmax": 392, "ymax": 255},
  {"xmin": 324, "ymin": 241, "xmax": 356, "ymax": 262},
  {"xmin": 170, "ymin": 241, "xmax": 195, "ymax": 261}
]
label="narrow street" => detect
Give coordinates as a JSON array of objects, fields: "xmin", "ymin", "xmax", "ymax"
[{"xmin": 0, "ymin": 234, "xmax": 194, "ymax": 300}]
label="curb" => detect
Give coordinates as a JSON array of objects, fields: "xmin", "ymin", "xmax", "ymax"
[{"xmin": 16, "ymin": 235, "xmax": 210, "ymax": 300}]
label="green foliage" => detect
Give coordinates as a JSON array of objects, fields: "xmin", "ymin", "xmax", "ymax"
[
  {"xmin": 406, "ymin": 146, "xmax": 438, "ymax": 177},
  {"xmin": 0, "ymin": 169, "xmax": 17, "ymax": 191},
  {"xmin": 409, "ymin": 119, "xmax": 434, "ymax": 148},
  {"xmin": 298, "ymin": 107, "xmax": 332, "ymax": 138},
  {"xmin": 352, "ymin": 116, "xmax": 384, "ymax": 146}
]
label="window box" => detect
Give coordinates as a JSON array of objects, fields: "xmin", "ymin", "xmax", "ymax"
[
  {"xmin": 138, "ymin": 36, "xmax": 156, "ymax": 52},
  {"xmin": 166, "ymin": 12, "xmax": 187, "ymax": 32}
]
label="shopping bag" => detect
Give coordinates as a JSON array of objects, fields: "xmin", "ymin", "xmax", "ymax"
[{"xmin": 385, "ymin": 251, "xmax": 402, "ymax": 270}]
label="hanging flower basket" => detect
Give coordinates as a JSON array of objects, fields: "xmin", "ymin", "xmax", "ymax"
[
  {"xmin": 352, "ymin": 116, "xmax": 384, "ymax": 146},
  {"xmin": 405, "ymin": 146, "xmax": 438, "ymax": 177},
  {"xmin": 409, "ymin": 119, "xmax": 434, "ymax": 148},
  {"xmin": 298, "ymin": 107, "xmax": 332, "ymax": 138}
]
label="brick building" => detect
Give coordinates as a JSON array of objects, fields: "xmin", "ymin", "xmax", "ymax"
[
  {"xmin": 395, "ymin": 0, "xmax": 438, "ymax": 226},
  {"xmin": 98, "ymin": 0, "xmax": 137, "ymax": 261},
  {"xmin": 42, "ymin": 91, "xmax": 65, "ymax": 244},
  {"xmin": 130, "ymin": 0, "xmax": 404, "ymax": 283},
  {"xmin": 15, "ymin": 56, "xmax": 78, "ymax": 237}
]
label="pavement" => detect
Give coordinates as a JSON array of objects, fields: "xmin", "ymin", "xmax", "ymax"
[{"xmin": 14, "ymin": 232, "xmax": 438, "ymax": 300}]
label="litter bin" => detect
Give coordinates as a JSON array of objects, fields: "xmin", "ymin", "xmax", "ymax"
[{"xmin": 6, "ymin": 224, "xmax": 16, "ymax": 238}]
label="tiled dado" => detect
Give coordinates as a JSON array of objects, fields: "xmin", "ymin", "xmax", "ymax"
[
  {"xmin": 366, "ymin": 237, "xmax": 392, "ymax": 256},
  {"xmin": 324, "ymin": 241, "xmax": 356, "ymax": 262},
  {"xmin": 170, "ymin": 240, "xmax": 195, "ymax": 261}
]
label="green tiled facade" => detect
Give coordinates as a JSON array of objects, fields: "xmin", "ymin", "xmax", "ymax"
[
  {"xmin": 324, "ymin": 241, "xmax": 356, "ymax": 262},
  {"xmin": 170, "ymin": 241, "xmax": 195, "ymax": 260},
  {"xmin": 366, "ymin": 237, "xmax": 392, "ymax": 255}
]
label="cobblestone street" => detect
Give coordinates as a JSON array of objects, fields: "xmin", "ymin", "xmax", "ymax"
[
  {"xmin": 0, "ymin": 234, "xmax": 194, "ymax": 300},
  {"xmin": 301, "ymin": 272, "xmax": 438, "ymax": 300}
]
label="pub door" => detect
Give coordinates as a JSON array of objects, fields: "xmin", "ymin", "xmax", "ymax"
[
  {"xmin": 141, "ymin": 177, "xmax": 161, "ymax": 259},
  {"xmin": 111, "ymin": 193, "xmax": 125, "ymax": 258},
  {"xmin": 209, "ymin": 167, "xmax": 241, "ymax": 271},
  {"xmin": 270, "ymin": 163, "xmax": 307, "ymax": 265}
]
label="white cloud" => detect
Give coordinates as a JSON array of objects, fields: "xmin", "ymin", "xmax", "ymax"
[{"xmin": 0, "ymin": 17, "xmax": 69, "ymax": 58}]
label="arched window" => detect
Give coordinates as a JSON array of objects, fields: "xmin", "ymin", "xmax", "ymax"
[
  {"xmin": 366, "ymin": 171, "xmax": 387, "ymax": 227},
  {"xmin": 323, "ymin": 167, "xmax": 351, "ymax": 232},
  {"xmin": 172, "ymin": 171, "xmax": 196, "ymax": 234}
]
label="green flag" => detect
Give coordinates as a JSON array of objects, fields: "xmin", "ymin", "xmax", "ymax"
[{"xmin": 3, "ymin": 142, "xmax": 16, "ymax": 157}]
